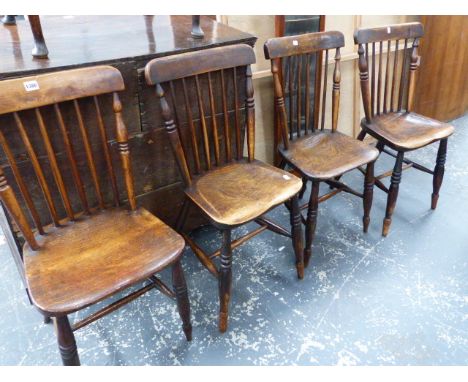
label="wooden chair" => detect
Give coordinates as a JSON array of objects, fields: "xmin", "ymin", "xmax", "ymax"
[
  {"xmin": 144, "ymin": 44, "xmax": 304, "ymax": 333},
  {"xmin": 354, "ymin": 22, "xmax": 455, "ymax": 236},
  {"xmin": 264, "ymin": 31, "xmax": 379, "ymax": 267},
  {"xmin": 0, "ymin": 66, "xmax": 192, "ymax": 365}
]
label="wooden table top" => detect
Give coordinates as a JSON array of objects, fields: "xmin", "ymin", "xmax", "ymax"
[{"xmin": 0, "ymin": 15, "xmax": 256, "ymax": 77}]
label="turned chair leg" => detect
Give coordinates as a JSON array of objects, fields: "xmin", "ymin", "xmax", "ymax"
[
  {"xmin": 298, "ymin": 178, "xmax": 308, "ymax": 199},
  {"xmin": 363, "ymin": 161, "xmax": 375, "ymax": 233},
  {"xmin": 357, "ymin": 129, "xmax": 367, "ymax": 141},
  {"xmin": 172, "ymin": 260, "xmax": 192, "ymax": 341},
  {"xmin": 382, "ymin": 151, "xmax": 404, "ymax": 237},
  {"xmin": 432, "ymin": 138, "xmax": 448, "ymax": 210},
  {"xmin": 218, "ymin": 229, "xmax": 232, "ymax": 333},
  {"xmin": 304, "ymin": 180, "xmax": 320, "ymax": 268},
  {"xmin": 55, "ymin": 316, "xmax": 80, "ymax": 366},
  {"xmin": 290, "ymin": 195, "xmax": 304, "ymax": 279}
]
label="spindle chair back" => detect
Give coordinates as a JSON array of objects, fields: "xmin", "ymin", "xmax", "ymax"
[
  {"xmin": 354, "ymin": 22, "xmax": 454, "ymax": 236},
  {"xmin": 264, "ymin": 31, "xmax": 345, "ymax": 148},
  {"xmin": 354, "ymin": 22, "xmax": 423, "ymax": 122},
  {"xmin": 145, "ymin": 44, "xmax": 304, "ymax": 333},
  {"xmin": 0, "ymin": 66, "xmax": 192, "ymax": 365},
  {"xmin": 0, "ymin": 66, "xmax": 132, "ymax": 248},
  {"xmin": 144, "ymin": 44, "xmax": 256, "ymax": 185},
  {"xmin": 265, "ymin": 31, "xmax": 379, "ymax": 267}
]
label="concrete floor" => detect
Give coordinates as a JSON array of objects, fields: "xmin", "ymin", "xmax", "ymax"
[{"xmin": 0, "ymin": 115, "xmax": 467, "ymax": 366}]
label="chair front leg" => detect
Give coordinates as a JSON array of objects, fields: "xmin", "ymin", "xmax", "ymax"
[
  {"xmin": 172, "ymin": 260, "xmax": 192, "ymax": 341},
  {"xmin": 290, "ymin": 195, "xmax": 304, "ymax": 279},
  {"xmin": 382, "ymin": 151, "xmax": 404, "ymax": 237},
  {"xmin": 363, "ymin": 161, "xmax": 375, "ymax": 233},
  {"xmin": 55, "ymin": 316, "xmax": 80, "ymax": 366},
  {"xmin": 304, "ymin": 180, "xmax": 320, "ymax": 268},
  {"xmin": 278, "ymin": 158, "xmax": 286, "ymax": 170},
  {"xmin": 432, "ymin": 138, "xmax": 448, "ymax": 210},
  {"xmin": 218, "ymin": 229, "xmax": 232, "ymax": 333}
]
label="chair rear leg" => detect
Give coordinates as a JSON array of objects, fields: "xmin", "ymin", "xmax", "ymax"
[
  {"xmin": 172, "ymin": 260, "xmax": 192, "ymax": 341},
  {"xmin": 304, "ymin": 180, "xmax": 320, "ymax": 268},
  {"xmin": 290, "ymin": 195, "xmax": 304, "ymax": 279},
  {"xmin": 175, "ymin": 198, "xmax": 190, "ymax": 232},
  {"xmin": 363, "ymin": 161, "xmax": 375, "ymax": 233},
  {"xmin": 218, "ymin": 229, "xmax": 232, "ymax": 333},
  {"xmin": 357, "ymin": 129, "xmax": 367, "ymax": 141},
  {"xmin": 382, "ymin": 151, "xmax": 404, "ymax": 237},
  {"xmin": 44, "ymin": 315, "xmax": 52, "ymax": 324},
  {"xmin": 278, "ymin": 158, "xmax": 286, "ymax": 170},
  {"xmin": 432, "ymin": 138, "xmax": 448, "ymax": 210},
  {"xmin": 298, "ymin": 178, "xmax": 308, "ymax": 199},
  {"xmin": 55, "ymin": 316, "xmax": 80, "ymax": 366}
]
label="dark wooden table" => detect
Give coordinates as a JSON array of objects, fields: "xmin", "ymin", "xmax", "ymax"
[{"xmin": 0, "ymin": 16, "xmax": 256, "ymax": 252}]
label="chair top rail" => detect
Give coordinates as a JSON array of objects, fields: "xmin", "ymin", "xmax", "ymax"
[
  {"xmin": 264, "ymin": 31, "xmax": 345, "ymax": 60},
  {"xmin": 145, "ymin": 44, "xmax": 256, "ymax": 85},
  {"xmin": 354, "ymin": 22, "xmax": 424, "ymax": 44},
  {"xmin": 0, "ymin": 65, "xmax": 124, "ymax": 115}
]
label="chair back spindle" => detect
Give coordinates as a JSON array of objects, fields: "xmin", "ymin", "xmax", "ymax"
[
  {"xmin": 207, "ymin": 72, "xmax": 221, "ymax": 166},
  {"xmin": 407, "ymin": 37, "xmax": 420, "ymax": 112},
  {"xmin": 35, "ymin": 107, "xmax": 74, "ymax": 221},
  {"xmin": 0, "ymin": 129, "xmax": 44, "ymax": 234},
  {"xmin": 14, "ymin": 111, "xmax": 61, "ymax": 227},
  {"xmin": 304, "ymin": 53, "xmax": 311, "ymax": 133},
  {"xmin": 320, "ymin": 49, "xmax": 329, "ymax": 131},
  {"xmin": 233, "ymin": 67, "xmax": 242, "ymax": 161},
  {"xmin": 0, "ymin": 165, "xmax": 39, "ymax": 250},
  {"xmin": 245, "ymin": 65, "xmax": 255, "ymax": 161},
  {"xmin": 94, "ymin": 96, "xmax": 120, "ymax": 208},
  {"xmin": 144, "ymin": 44, "xmax": 256, "ymax": 186},
  {"xmin": 74, "ymin": 99, "xmax": 105, "ymax": 210},
  {"xmin": 220, "ymin": 70, "xmax": 232, "ymax": 163},
  {"xmin": 0, "ymin": 66, "xmax": 136, "ymax": 250},
  {"xmin": 181, "ymin": 77, "xmax": 201, "ymax": 174},
  {"xmin": 54, "ymin": 103, "xmax": 90, "ymax": 214},
  {"xmin": 331, "ymin": 47, "xmax": 341, "ymax": 132},
  {"xmin": 271, "ymin": 58, "xmax": 290, "ymax": 150},
  {"xmin": 113, "ymin": 92, "xmax": 137, "ymax": 211}
]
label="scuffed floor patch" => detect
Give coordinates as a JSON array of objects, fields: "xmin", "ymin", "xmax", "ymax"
[{"xmin": 0, "ymin": 115, "xmax": 467, "ymax": 365}]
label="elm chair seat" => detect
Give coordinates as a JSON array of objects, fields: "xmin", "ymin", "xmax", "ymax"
[
  {"xmin": 279, "ymin": 130, "xmax": 379, "ymax": 180},
  {"xmin": 185, "ymin": 159, "xmax": 302, "ymax": 227},
  {"xmin": 362, "ymin": 112, "xmax": 454, "ymax": 151},
  {"xmin": 24, "ymin": 208, "xmax": 185, "ymax": 315}
]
